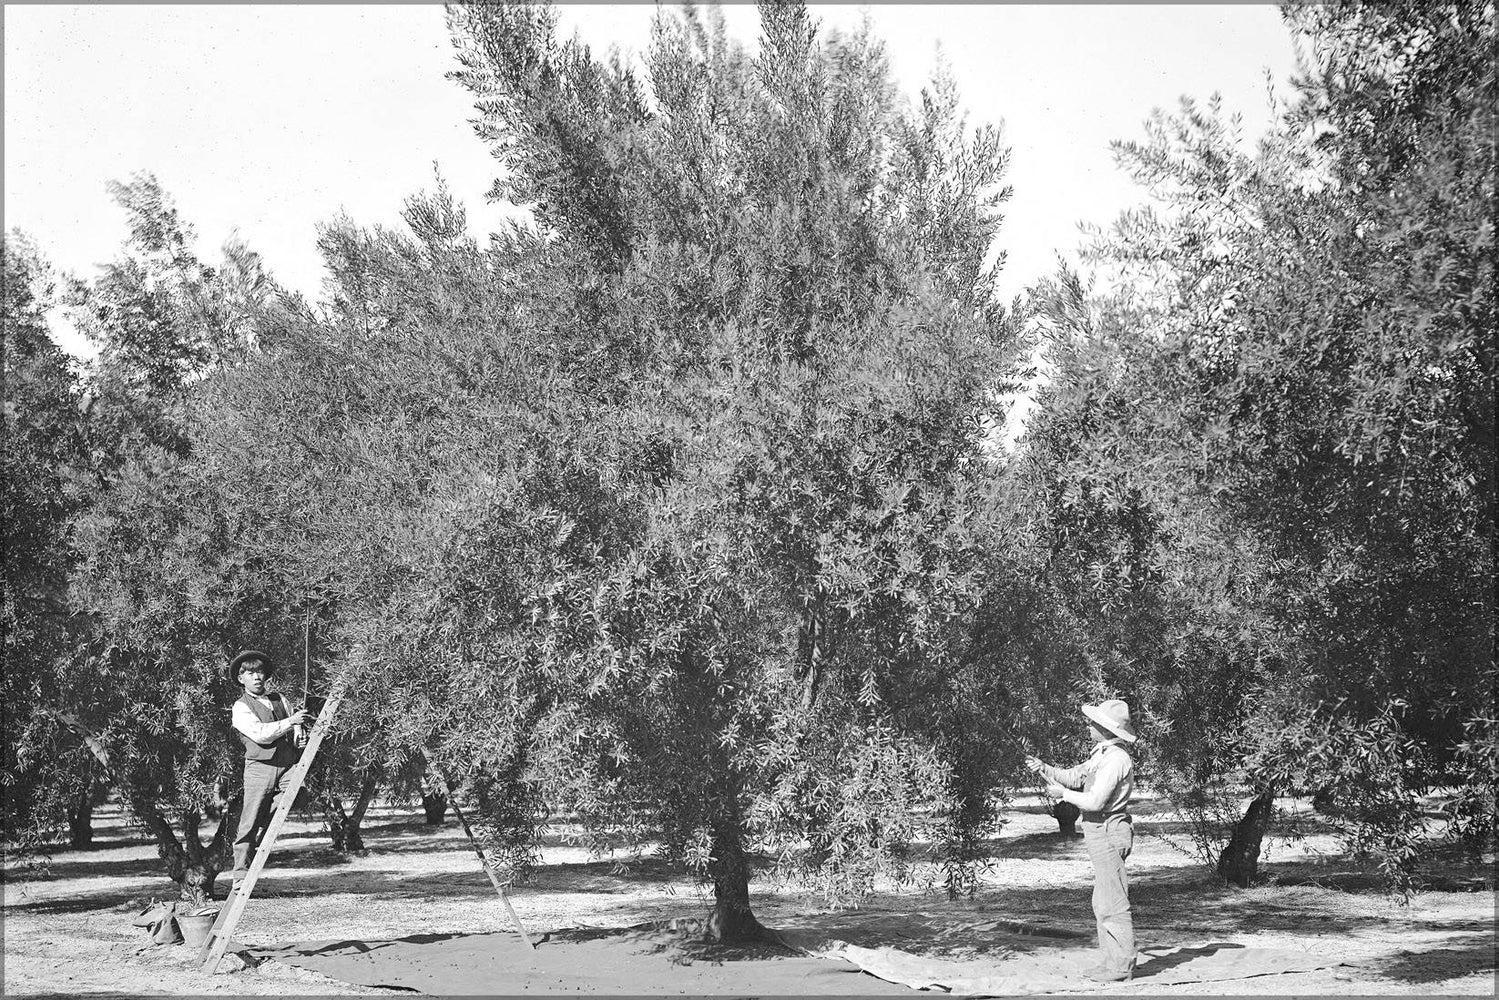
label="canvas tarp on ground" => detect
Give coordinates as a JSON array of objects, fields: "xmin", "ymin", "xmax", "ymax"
[
  {"xmin": 777, "ymin": 912, "xmax": 1347, "ymax": 994},
  {"xmin": 247, "ymin": 913, "xmax": 1347, "ymax": 995},
  {"xmin": 820, "ymin": 940, "xmax": 1346, "ymax": 995},
  {"xmin": 248, "ymin": 927, "xmax": 910, "ymax": 995}
]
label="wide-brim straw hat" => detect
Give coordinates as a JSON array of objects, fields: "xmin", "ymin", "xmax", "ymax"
[
  {"xmin": 228, "ymin": 649, "xmax": 275, "ymax": 684},
  {"xmin": 1081, "ymin": 699, "xmax": 1137, "ymax": 742}
]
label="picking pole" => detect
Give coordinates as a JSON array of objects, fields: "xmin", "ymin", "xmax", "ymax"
[{"xmin": 303, "ymin": 613, "xmax": 311, "ymax": 700}]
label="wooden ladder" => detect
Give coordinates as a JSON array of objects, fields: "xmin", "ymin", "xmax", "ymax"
[{"xmin": 197, "ymin": 678, "xmax": 348, "ymax": 973}]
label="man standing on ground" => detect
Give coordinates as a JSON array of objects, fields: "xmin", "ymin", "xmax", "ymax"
[
  {"xmin": 229, "ymin": 650, "xmax": 309, "ymax": 891},
  {"xmin": 1025, "ymin": 699, "xmax": 1138, "ymax": 982}
]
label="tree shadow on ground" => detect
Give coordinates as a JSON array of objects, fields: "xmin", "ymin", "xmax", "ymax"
[
  {"xmin": 6, "ymin": 863, "xmax": 491, "ymax": 915},
  {"xmin": 970, "ymin": 865, "xmax": 1441, "ymax": 942},
  {"xmin": 260, "ymin": 869, "xmax": 501, "ymax": 903},
  {"xmin": 1130, "ymin": 818, "xmax": 1209, "ymax": 838},
  {"xmin": 353, "ymin": 818, "xmax": 704, "ymax": 858},
  {"xmin": 544, "ymin": 915, "xmax": 1087, "ymax": 964},
  {"xmin": 979, "ymin": 830, "xmax": 1088, "ymax": 855},
  {"xmin": 4, "ymin": 855, "xmax": 170, "ymax": 882},
  {"xmin": 1264, "ymin": 865, "xmax": 1493, "ymax": 893},
  {"xmin": 279, "ymin": 844, "xmax": 374, "ymax": 868},
  {"xmin": 520, "ymin": 856, "xmax": 683, "ymax": 891},
  {"xmin": 275, "ymin": 930, "xmax": 469, "ymax": 957},
  {"xmin": 1371, "ymin": 932, "xmax": 1498, "ymax": 983},
  {"xmin": 7, "ymin": 832, "xmax": 384, "ymax": 893},
  {"xmin": 1132, "ymin": 941, "xmax": 1245, "ymax": 978},
  {"xmin": 9, "ymin": 881, "xmax": 197, "ymax": 915},
  {"xmin": 357, "ymin": 834, "xmax": 482, "ymax": 855},
  {"xmin": 273, "ymin": 858, "xmax": 700, "ymax": 904},
  {"xmin": 3, "ymin": 833, "xmax": 161, "ymax": 861}
]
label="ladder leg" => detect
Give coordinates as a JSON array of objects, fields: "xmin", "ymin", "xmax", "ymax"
[{"xmin": 424, "ymin": 757, "xmax": 536, "ymax": 949}]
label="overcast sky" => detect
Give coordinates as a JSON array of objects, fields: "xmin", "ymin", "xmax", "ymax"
[{"xmin": 5, "ymin": 5, "xmax": 1300, "ymax": 357}]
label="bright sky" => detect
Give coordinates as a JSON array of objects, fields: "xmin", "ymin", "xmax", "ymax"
[{"xmin": 4, "ymin": 5, "xmax": 1300, "ymax": 358}]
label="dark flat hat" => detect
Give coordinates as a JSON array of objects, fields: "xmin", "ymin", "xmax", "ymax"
[{"xmin": 229, "ymin": 650, "xmax": 275, "ymax": 683}]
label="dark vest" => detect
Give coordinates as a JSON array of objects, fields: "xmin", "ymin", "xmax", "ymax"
[{"xmin": 238, "ymin": 692, "xmax": 300, "ymax": 767}]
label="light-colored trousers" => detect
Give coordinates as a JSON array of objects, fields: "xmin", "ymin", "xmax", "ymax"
[
  {"xmin": 1081, "ymin": 814, "xmax": 1136, "ymax": 973},
  {"xmin": 233, "ymin": 761, "xmax": 294, "ymax": 878}
]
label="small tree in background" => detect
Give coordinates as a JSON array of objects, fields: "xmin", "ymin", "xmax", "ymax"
[
  {"xmin": 1, "ymin": 232, "xmax": 104, "ymax": 859},
  {"xmin": 30, "ymin": 175, "xmax": 310, "ymax": 903}
]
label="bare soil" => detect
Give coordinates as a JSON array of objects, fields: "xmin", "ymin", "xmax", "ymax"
[{"xmin": 3, "ymin": 794, "xmax": 1494, "ymax": 995}]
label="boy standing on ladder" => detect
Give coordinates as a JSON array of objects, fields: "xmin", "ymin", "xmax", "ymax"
[
  {"xmin": 1025, "ymin": 699, "xmax": 1139, "ymax": 983},
  {"xmin": 228, "ymin": 650, "xmax": 310, "ymax": 894}
]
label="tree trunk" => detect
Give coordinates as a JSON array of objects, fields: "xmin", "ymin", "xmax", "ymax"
[
  {"xmin": 1217, "ymin": 788, "xmax": 1276, "ymax": 888},
  {"xmin": 68, "ymin": 778, "xmax": 96, "ymax": 850},
  {"xmin": 140, "ymin": 804, "xmax": 229, "ymax": 905},
  {"xmin": 323, "ymin": 791, "xmax": 351, "ymax": 852},
  {"xmin": 706, "ymin": 822, "xmax": 767, "ymax": 943},
  {"xmin": 1050, "ymin": 799, "xmax": 1080, "ymax": 836},
  {"xmin": 422, "ymin": 789, "xmax": 448, "ymax": 825},
  {"xmin": 324, "ymin": 776, "xmax": 378, "ymax": 852},
  {"xmin": 345, "ymin": 775, "xmax": 378, "ymax": 852}
]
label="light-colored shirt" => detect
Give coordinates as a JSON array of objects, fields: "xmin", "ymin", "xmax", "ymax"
[
  {"xmin": 1042, "ymin": 739, "xmax": 1133, "ymax": 817},
  {"xmin": 231, "ymin": 694, "xmax": 298, "ymax": 746}
]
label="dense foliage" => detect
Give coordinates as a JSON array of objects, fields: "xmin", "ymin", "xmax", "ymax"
[{"xmin": 2, "ymin": 233, "xmax": 99, "ymax": 855}]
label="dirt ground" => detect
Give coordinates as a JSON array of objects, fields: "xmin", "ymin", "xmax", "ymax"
[{"xmin": 2, "ymin": 793, "xmax": 1494, "ymax": 996}]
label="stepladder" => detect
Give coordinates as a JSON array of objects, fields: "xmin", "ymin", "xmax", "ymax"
[{"xmin": 197, "ymin": 679, "xmax": 348, "ymax": 973}]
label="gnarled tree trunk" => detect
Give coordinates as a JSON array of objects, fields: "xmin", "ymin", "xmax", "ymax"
[
  {"xmin": 324, "ymin": 792, "xmax": 352, "ymax": 851},
  {"xmin": 140, "ymin": 804, "xmax": 231, "ymax": 905},
  {"xmin": 324, "ymin": 775, "xmax": 378, "ymax": 853},
  {"xmin": 346, "ymin": 775, "xmax": 378, "ymax": 851},
  {"xmin": 1218, "ymin": 788, "xmax": 1276, "ymax": 888}
]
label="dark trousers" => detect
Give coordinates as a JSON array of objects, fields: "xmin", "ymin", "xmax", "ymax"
[
  {"xmin": 1081, "ymin": 814, "xmax": 1136, "ymax": 973},
  {"xmin": 233, "ymin": 761, "xmax": 293, "ymax": 878}
]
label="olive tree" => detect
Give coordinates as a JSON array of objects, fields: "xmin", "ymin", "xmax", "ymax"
[
  {"xmin": 1017, "ymin": 1, "xmax": 1495, "ymax": 890},
  {"xmin": 390, "ymin": 0, "xmax": 1030, "ymax": 936}
]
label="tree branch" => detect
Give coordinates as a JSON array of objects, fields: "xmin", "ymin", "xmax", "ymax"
[{"xmin": 41, "ymin": 708, "xmax": 115, "ymax": 778}]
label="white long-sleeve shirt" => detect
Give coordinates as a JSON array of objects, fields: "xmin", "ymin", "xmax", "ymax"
[
  {"xmin": 232, "ymin": 694, "xmax": 298, "ymax": 746},
  {"xmin": 1041, "ymin": 739, "xmax": 1133, "ymax": 817}
]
